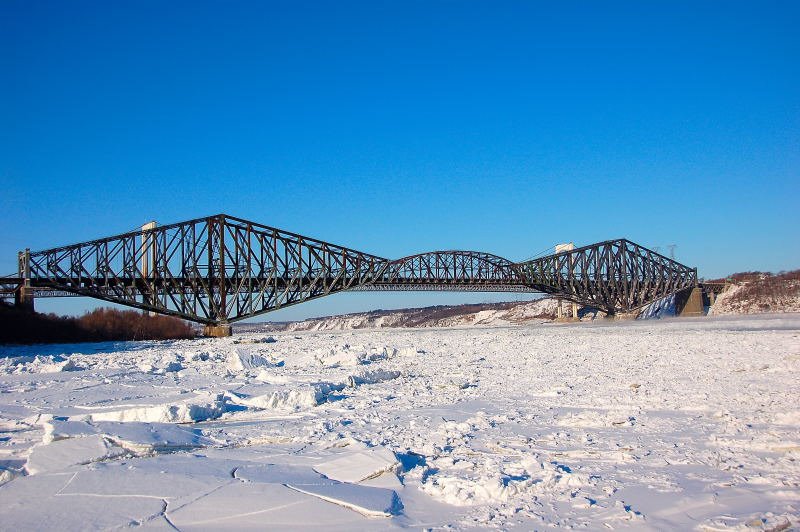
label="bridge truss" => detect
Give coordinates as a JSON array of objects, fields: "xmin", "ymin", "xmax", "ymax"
[{"xmin": 2, "ymin": 214, "xmax": 698, "ymax": 325}]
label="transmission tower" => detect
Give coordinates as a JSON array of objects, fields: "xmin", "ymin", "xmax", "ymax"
[{"xmin": 667, "ymin": 244, "xmax": 676, "ymax": 260}]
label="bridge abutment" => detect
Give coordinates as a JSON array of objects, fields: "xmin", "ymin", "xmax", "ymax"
[{"xmin": 203, "ymin": 324, "xmax": 232, "ymax": 337}]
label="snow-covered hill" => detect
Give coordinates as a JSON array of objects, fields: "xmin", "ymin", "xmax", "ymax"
[
  {"xmin": 709, "ymin": 271, "xmax": 800, "ymax": 315},
  {"xmin": 256, "ymin": 298, "xmax": 561, "ymax": 332}
]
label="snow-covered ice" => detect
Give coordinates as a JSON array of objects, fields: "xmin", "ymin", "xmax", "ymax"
[
  {"xmin": 1, "ymin": 313, "xmax": 799, "ymax": 529},
  {"xmin": 313, "ymin": 446, "xmax": 400, "ymax": 483}
]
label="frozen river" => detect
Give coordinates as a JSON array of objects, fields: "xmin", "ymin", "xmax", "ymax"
[{"xmin": 1, "ymin": 314, "xmax": 798, "ymax": 530}]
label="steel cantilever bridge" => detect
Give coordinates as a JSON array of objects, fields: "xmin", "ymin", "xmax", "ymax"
[{"xmin": 3, "ymin": 214, "xmax": 697, "ymax": 333}]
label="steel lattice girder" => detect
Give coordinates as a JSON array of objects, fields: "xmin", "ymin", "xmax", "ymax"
[
  {"xmin": 21, "ymin": 215, "xmax": 388, "ymax": 324},
  {"xmin": 379, "ymin": 251, "xmax": 527, "ymax": 286},
  {"xmin": 16, "ymin": 214, "xmax": 697, "ymax": 323},
  {"xmin": 518, "ymin": 239, "xmax": 697, "ymax": 313}
]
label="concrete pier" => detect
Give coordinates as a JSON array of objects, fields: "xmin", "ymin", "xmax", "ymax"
[
  {"xmin": 203, "ymin": 324, "xmax": 232, "ymax": 337},
  {"xmin": 677, "ymin": 287, "xmax": 704, "ymax": 317},
  {"xmin": 14, "ymin": 286, "xmax": 35, "ymax": 312},
  {"xmin": 555, "ymin": 299, "xmax": 580, "ymax": 322}
]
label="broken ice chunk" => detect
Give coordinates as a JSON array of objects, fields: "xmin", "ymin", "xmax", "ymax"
[
  {"xmin": 392, "ymin": 346, "xmax": 420, "ymax": 358},
  {"xmin": 313, "ymin": 447, "xmax": 400, "ymax": 483},
  {"xmin": 286, "ymin": 483, "xmax": 403, "ymax": 517},
  {"xmin": 227, "ymin": 348, "xmax": 280, "ymax": 372},
  {"xmin": 235, "ymin": 463, "xmax": 404, "ymax": 517},
  {"xmin": 43, "ymin": 419, "xmax": 213, "ymax": 457},
  {"xmin": 235, "ymin": 463, "xmax": 334, "ymax": 485},
  {"xmin": 86, "ymin": 393, "xmax": 229, "ymax": 423},
  {"xmin": 26, "ymin": 434, "xmax": 124, "ymax": 474},
  {"xmin": 229, "ymin": 382, "xmax": 339, "ymax": 411},
  {"xmin": 346, "ymin": 369, "xmax": 401, "ymax": 388}
]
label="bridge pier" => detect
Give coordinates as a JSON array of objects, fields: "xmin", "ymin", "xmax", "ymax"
[
  {"xmin": 556, "ymin": 299, "xmax": 579, "ymax": 322},
  {"xmin": 14, "ymin": 285, "xmax": 35, "ymax": 312},
  {"xmin": 15, "ymin": 248, "xmax": 34, "ymax": 312},
  {"xmin": 676, "ymin": 287, "xmax": 704, "ymax": 317},
  {"xmin": 203, "ymin": 324, "xmax": 232, "ymax": 337}
]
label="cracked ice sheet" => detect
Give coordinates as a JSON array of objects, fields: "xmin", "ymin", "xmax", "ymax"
[
  {"xmin": 0, "ymin": 455, "xmax": 234, "ymax": 521},
  {"xmin": 165, "ymin": 481, "xmax": 401, "ymax": 531},
  {"xmin": 0, "ymin": 449, "xmax": 412, "ymax": 529},
  {"xmin": 25, "ymin": 433, "xmax": 125, "ymax": 474},
  {"xmin": 235, "ymin": 463, "xmax": 403, "ymax": 517},
  {"xmin": 43, "ymin": 419, "xmax": 216, "ymax": 452},
  {"xmin": 0, "ymin": 470, "xmax": 169, "ymax": 530},
  {"xmin": 284, "ymin": 483, "xmax": 402, "ymax": 518},
  {"xmin": 0, "ymin": 313, "xmax": 799, "ymax": 529}
]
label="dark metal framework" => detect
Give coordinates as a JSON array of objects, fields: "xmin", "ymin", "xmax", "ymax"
[
  {"xmin": 378, "ymin": 251, "xmax": 528, "ymax": 290},
  {"xmin": 2, "ymin": 214, "xmax": 697, "ymax": 323},
  {"xmin": 519, "ymin": 239, "xmax": 697, "ymax": 312},
  {"xmin": 698, "ymin": 282, "xmax": 727, "ymax": 295}
]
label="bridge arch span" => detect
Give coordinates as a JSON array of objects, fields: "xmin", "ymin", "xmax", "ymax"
[{"xmin": 378, "ymin": 250, "xmax": 527, "ymax": 288}]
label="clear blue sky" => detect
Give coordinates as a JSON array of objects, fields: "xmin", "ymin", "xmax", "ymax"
[{"xmin": 1, "ymin": 1, "xmax": 798, "ymax": 321}]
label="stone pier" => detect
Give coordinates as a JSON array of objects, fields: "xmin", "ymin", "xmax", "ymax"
[
  {"xmin": 555, "ymin": 299, "xmax": 580, "ymax": 322},
  {"xmin": 677, "ymin": 287, "xmax": 704, "ymax": 317},
  {"xmin": 14, "ymin": 286, "xmax": 35, "ymax": 312},
  {"xmin": 203, "ymin": 324, "xmax": 232, "ymax": 337}
]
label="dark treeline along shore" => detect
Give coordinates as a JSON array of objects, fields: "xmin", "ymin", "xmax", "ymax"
[{"xmin": 0, "ymin": 304, "xmax": 196, "ymax": 345}]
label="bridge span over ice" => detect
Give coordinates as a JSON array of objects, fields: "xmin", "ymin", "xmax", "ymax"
[{"xmin": 2, "ymin": 214, "xmax": 703, "ymax": 336}]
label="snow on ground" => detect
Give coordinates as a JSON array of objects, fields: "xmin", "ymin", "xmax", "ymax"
[{"xmin": 1, "ymin": 314, "xmax": 799, "ymax": 530}]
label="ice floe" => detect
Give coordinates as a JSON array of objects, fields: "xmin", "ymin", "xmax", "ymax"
[
  {"xmin": 286, "ymin": 483, "xmax": 402, "ymax": 517},
  {"xmin": 26, "ymin": 434, "xmax": 125, "ymax": 474},
  {"xmin": 313, "ymin": 446, "xmax": 400, "ymax": 483},
  {"xmin": 44, "ymin": 419, "xmax": 215, "ymax": 452},
  {"xmin": 85, "ymin": 392, "xmax": 230, "ymax": 423},
  {"xmin": 227, "ymin": 347, "xmax": 283, "ymax": 372}
]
